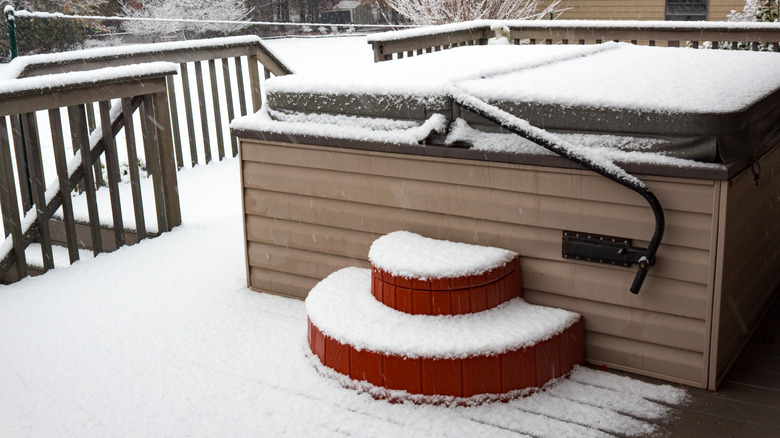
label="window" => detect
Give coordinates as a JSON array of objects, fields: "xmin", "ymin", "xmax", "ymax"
[{"xmin": 665, "ymin": 0, "xmax": 708, "ymax": 21}]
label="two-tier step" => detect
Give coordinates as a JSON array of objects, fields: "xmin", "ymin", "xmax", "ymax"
[{"xmin": 305, "ymin": 231, "xmax": 585, "ymax": 401}]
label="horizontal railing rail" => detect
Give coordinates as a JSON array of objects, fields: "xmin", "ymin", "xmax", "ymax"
[
  {"xmin": 368, "ymin": 20, "xmax": 780, "ymax": 61},
  {"xmin": 0, "ymin": 65, "xmax": 181, "ymax": 283},
  {"xmin": 0, "ymin": 36, "xmax": 293, "ymax": 284},
  {"xmin": 5, "ymin": 36, "xmax": 293, "ymax": 170}
]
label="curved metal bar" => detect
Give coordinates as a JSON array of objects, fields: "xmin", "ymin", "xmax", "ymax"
[{"xmin": 450, "ymin": 92, "xmax": 665, "ymax": 294}]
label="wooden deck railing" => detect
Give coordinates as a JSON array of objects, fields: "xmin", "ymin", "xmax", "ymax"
[
  {"xmin": 0, "ymin": 36, "xmax": 293, "ymax": 283},
  {"xmin": 367, "ymin": 20, "xmax": 780, "ymax": 61},
  {"xmin": 10, "ymin": 36, "xmax": 292, "ymax": 169},
  {"xmin": 0, "ymin": 65, "xmax": 181, "ymax": 283}
]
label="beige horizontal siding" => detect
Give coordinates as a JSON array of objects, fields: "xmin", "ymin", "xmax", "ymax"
[
  {"xmin": 549, "ymin": 0, "xmax": 666, "ymax": 21},
  {"xmin": 244, "ymin": 188, "xmax": 712, "ymax": 285},
  {"xmin": 541, "ymin": 0, "xmax": 746, "ymax": 21},
  {"xmin": 715, "ymin": 144, "xmax": 780, "ymax": 381},
  {"xmin": 239, "ymin": 139, "xmax": 719, "ymax": 387},
  {"xmin": 587, "ymin": 332, "xmax": 705, "ymax": 386}
]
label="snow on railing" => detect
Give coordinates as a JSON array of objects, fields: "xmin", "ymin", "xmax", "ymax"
[
  {"xmin": 0, "ymin": 64, "xmax": 181, "ymax": 284},
  {"xmin": 367, "ymin": 19, "xmax": 780, "ymax": 62},
  {"xmin": 3, "ymin": 36, "xmax": 293, "ymax": 169}
]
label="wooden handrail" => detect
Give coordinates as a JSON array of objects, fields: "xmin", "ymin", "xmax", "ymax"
[
  {"xmin": 368, "ymin": 20, "xmax": 780, "ymax": 61},
  {"xmin": 10, "ymin": 36, "xmax": 292, "ymax": 78},
  {"xmin": 0, "ymin": 66, "xmax": 181, "ymax": 283}
]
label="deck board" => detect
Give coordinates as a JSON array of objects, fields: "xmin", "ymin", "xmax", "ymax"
[{"xmin": 620, "ymin": 294, "xmax": 780, "ymax": 436}]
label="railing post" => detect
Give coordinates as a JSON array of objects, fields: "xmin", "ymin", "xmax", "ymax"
[
  {"xmin": 248, "ymin": 55, "xmax": 262, "ymax": 113},
  {"xmin": 143, "ymin": 90, "xmax": 181, "ymax": 233},
  {"xmin": 4, "ymin": 6, "xmax": 18, "ymax": 59},
  {"xmin": 0, "ymin": 116, "xmax": 26, "ymax": 280}
]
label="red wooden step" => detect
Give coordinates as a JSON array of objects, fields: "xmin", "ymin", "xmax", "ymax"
[{"xmin": 371, "ymin": 256, "xmax": 522, "ymax": 316}]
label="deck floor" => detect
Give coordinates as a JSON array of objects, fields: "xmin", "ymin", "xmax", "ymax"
[{"xmin": 621, "ymin": 295, "xmax": 780, "ymax": 437}]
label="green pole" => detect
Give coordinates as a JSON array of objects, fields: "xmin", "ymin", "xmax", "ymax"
[{"xmin": 4, "ymin": 5, "xmax": 17, "ymax": 59}]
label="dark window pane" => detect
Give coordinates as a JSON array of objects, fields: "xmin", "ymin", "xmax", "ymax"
[{"xmin": 666, "ymin": 0, "xmax": 708, "ymax": 21}]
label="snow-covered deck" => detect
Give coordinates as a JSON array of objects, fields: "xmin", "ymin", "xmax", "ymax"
[
  {"xmin": 0, "ymin": 158, "xmax": 687, "ymax": 437},
  {"xmin": 2, "ymin": 155, "xmax": 779, "ymax": 437}
]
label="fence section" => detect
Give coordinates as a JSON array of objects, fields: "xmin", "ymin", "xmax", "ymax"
[
  {"xmin": 0, "ymin": 65, "xmax": 181, "ymax": 283},
  {"xmin": 368, "ymin": 20, "xmax": 780, "ymax": 61},
  {"xmin": 11, "ymin": 36, "xmax": 292, "ymax": 170}
]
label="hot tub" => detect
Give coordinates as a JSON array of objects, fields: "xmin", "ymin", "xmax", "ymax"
[{"xmin": 231, "ymin": 42, "xmax": 780, "ymax": 390}]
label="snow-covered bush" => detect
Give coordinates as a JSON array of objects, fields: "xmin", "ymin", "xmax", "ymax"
[
  {"xmin": 1, "ymin": 0, "xmax": 108, "ymax": 57},
  {"xmin": 120, "ymin": 0, "xmax": 252, "ymax": 41},
  {"xmin": 728, "ymin": 0, "xmax": 779, "ymax": 22},
  {"xmin": 381, "ymin": 0, "xmax": 561, "ymax": 26},
  {"xmin": 724, "ymin": 0, "xmax": 779, "ymax": 51}
]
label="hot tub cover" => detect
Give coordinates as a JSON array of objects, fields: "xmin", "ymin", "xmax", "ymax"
[{"xmin": 235, "ymin": 43, "xmax": 780, "ymax": 164}]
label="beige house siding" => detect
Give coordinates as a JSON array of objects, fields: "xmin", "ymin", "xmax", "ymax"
[
  {"xmin": 240, "ymin": 138, "xmax": 725, "ymax": 388},
  {"xmin": 543, "ymin": 0, "xmax": 747, "ymax": 21},
  {"xmin": 710, "ymin": 144, "xmax": 780, "ymax": 388}
]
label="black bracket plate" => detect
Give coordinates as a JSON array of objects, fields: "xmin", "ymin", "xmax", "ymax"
[{"xmin": 562, "ymin": 230, "xmax": 648, "ymax": 267}]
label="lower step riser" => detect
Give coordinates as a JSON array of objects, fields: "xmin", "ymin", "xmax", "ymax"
[{"xmin": 309, "ymin": 316, "xmax": 585, "ymax": 398}]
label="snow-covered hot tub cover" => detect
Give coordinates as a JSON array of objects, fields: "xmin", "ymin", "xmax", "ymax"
[{"xmin": 231, "ymin": 42, "xmax": 780, "ymax": 172}]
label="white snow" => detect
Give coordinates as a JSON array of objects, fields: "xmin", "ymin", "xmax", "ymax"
[
  {"xmin": 445, "ymin": 118, "xmax": 725, "ymax": 169},
  {"xmin": 305, "ymin": 267, "xmax": 579, "ymax": 358},
  {"xmin": 368, "ymin": 230, "xmax": 516, "ymax": 279},
  {"xmin": 0, "ymin": 154, "xmax": 688, "ymax": 438},
  {"xmin": 0, "ymin": 34, "xmax": 691, "ymax": 437},
  {"xmin": 459, "ymin": 43, "xmax": 780, "ymax": 114},
  {"xmin": 0, "ymin": 62, "xmax": 178, "ymax": 94},
  {"xmin": 0, "ymin": 35, "xmax": 262, "ymax": 80},
  {"xmin": 265, "ymin": 44, "xmax": 605, "ymax": 96},
  {"xmin": 231, "ymin": 105, "xmax": 448, "ymax": 145},
  {"xmin": 262, "ymin": 35, "xmax": 376, "ymax": 74},
  {"xmin": 267, "ymin": 41, "xmax": 780, "ymax": 114},
  {"xmin": 367, "ymin": 19, "xmax": 780, "ymax": 43}
]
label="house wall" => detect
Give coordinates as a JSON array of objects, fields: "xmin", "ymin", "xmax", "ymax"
[
  {"xmin": 239, "ymin": 138, "xmax": 723, "ymax": 388},
  {"xmin": 544, "ymin": 0, "xmax": 746, "ymax": 21},
  {"xmin": 711, "ymin": 143, "xmax": 780, "ymax": 388}
]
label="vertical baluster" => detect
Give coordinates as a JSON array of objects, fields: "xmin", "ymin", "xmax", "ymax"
[
  {"xmin": 98, "ymin": 101, "xmax": 125, "ymax": 250},
  {"xmin": 121, "ymin": 98, "xmax": 147, "ymax": 242},
  {"xmin": 752, "ymin": 41, "xmax": 759, "ymax": 51},
  {"xmin": 222, "ymin": 57, "xmax": 238, "ymax": 157},
  {"xmin": 0, "ymin": 116, "xmax": 27, "ymax": 279},
  {"xmin": 21, "ymin": 112, "xmax": 54, "ymax": 271},
  {"xmin": 86, "ymin": 103, "xmax": 105, "ymax": 187},
  {"xmin": 234, "ymin": 57, "xmax": 248, "ymax": 117},
  {"xmin": 194, "ymin": 61, "xmax": 212, "ymax": 164},
  {"xmin": 180, "ymin": 62, "xmax": 198, "ymax": 167},
  {"xmin": 247, "ymin": 54, "xmax": 262, "ymax": 113},
  {"xmin": 141, "ymin": 93, "xmax": 181, "ymax": 234},
  {"xmin": 48, "ymin": 108, "xmax": 79, "ymax": 264},
  {"xmin": 151, "ymin": 91, "xmax": 181, "ymax": 231},
  {"xmin": 68, "ymin": 104, "xmax": 102, "ymax": 255},
  {"xmin": 208, "ymin": 59, "xmax": 225, "ymax": 161},
  {"xmin": 731, "ymin": 41, "xmax": 738, "ymax": 50},
  {"xmin": 8, "ymin": 115, "xmax": 32, "ymax": 212},
  {"xmin": 166, "ymin": 76, "xmax": 184, "ymax": 170}
]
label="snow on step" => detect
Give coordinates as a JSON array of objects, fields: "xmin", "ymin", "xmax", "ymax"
[
  {"xmin": 369, "ymin": 231, "xmax": 517, "ymax": 280},
  {"xmin": 369, "ymin": 231, "xmax": 522, "ymax": 315},
  {"xmin": 306, "ymin": 267, "xmax": 584, "ymax": 399}
]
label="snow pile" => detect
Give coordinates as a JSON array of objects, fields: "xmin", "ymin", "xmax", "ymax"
[
  {"xmin": 231, "ymin": 106, "xmax": 448, "ymax": 145},
  {"xmin": 367, "ymin": 18, "xmax": 780, "ymax": 43},
  {"xmin": 445, "ymin": 118, "xmax": 725, "ymax": 169},
  {"xmin": 0, "ymin": 62, "xmax": 178, "ymax": 94},
  {"xmin": 368, "ymin": 230, "xmax": 516, "ymax": 279},
  {"xmin": 305, "ymin": 267, "xmax": 579, "ymax": 358},
  {"xmin": 0, "ymin": 158, "xmax": 688, "ymax": 437},
  {"xmin": 458, "ymin": 43, "xmax": 780, "ymax": 114},
  {"xmin": 0, "ymin": 35, "xmax": 262, "ymax": 80},
  {"xmin": 265, "ymin": 44, "xmax": 606, "ymax": 96}
]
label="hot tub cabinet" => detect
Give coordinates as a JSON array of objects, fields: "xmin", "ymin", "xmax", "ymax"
[{"xmin": 232, "ymin": 43, "xmax": 780, "ymax": 390}]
